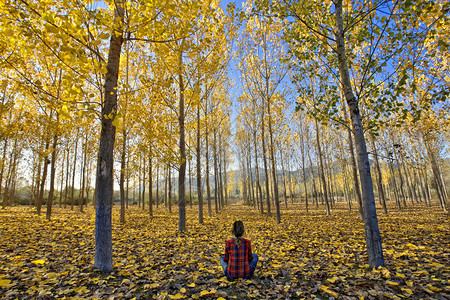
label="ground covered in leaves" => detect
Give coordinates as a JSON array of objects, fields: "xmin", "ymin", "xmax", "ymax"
[{"xmin": 0, "ymin": 202, "xmax": 449, "ymax": 299}]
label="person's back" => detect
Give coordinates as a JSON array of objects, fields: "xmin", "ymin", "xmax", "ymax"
[{"xmin": 220, "ymin": 221, "xmax": 258, "ymax": 280}]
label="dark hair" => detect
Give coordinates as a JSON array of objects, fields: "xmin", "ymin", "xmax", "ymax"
[{"xmin": 232, "ymin": 221, "xmax": 245, "ymax": 248}]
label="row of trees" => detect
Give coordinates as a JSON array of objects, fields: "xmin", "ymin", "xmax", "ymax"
[
  {"xmin": 0, "ymin": 0, "xmax": 448, "ymax": 271},
  {"xmin": 234, "ymin": 0, "xmax": 449, "ymax": 268},
  {"xmin": 0, "ymin": 0, "xmax": 240, "ymax": 271}
]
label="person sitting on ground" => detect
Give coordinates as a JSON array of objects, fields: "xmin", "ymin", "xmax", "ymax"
[{"xmin": 220, "ymin": 220, "xmax": 258, "ymax": 280}]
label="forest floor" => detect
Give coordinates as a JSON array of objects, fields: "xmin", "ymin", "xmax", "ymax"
[{"xmin": 0, "ymin": 201, "xmax": 449, "ymax": 299}]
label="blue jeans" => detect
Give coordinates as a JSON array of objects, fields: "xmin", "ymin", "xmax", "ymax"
[{"xmin": 220, "ymin": 253, "xmax": 258, "ymax": 280}]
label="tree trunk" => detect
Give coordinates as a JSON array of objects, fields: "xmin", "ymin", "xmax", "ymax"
[
  {"xmin": 425, "ymin": 141, "xmax": 448, "ymax": 211},
  {"xmin": 344, "ymin": 103, "xmax": 364, "ymax": 219},
  {"xmin": 80, "ymin": 132, "xmax": 88, "ymax": 212},
  {"xmin": 37, "ymin": 138, "xmax": 50, "ymax": 215},
  {"xmin": 46, "ymin": 133, "xmax": 58, "ymax": 220},
  {"xmin": 300, "ymin": 132, "xmax": 308, "ymax": 213},
  {"xmin": 188, "ymin": 147, "xmax": 192, "ymax": 209},
  {"xmin": 59, "ymin": 145, "xmax": 65, "ymax": 208},
  {"xmin": 94, "ymin": 1, "xmax": 124, "ymax": 272},
  {"xmin": 120, "ymin": 130, "xmax": 126, "ymax": 224},
  {"xmin": 149, "ymin": 154, "xmax": 153, "ymax": 217},
  {"xmin": 213, "ymin": 129, "xmax": 218, "ymax": 214},
  {"xmin": 280, "ymin": 149, "xmax": 288, "ymax": 209},
  {"xmin": 261, "ymin": 114, "xmax": 271, "ymax": 216},
  {"xmin": 315, "ymin": 120, "xmax": 330, "ymax": 215},
  {"xmin": 196, "ymin": 101, "xmax": 203, "ymax": 223},
  {"xmin": 371, "ymin": 138, "xmax": 387, "ymax": 214},
  {"xmin": 71, "ymin": 131, "xmax": 79, "ymax": 210},
  {"xmin": 0, "ymin": 138, "xmax": 7, "ymax": 206},
  {"xmin": 142, "ymin": 156, "xmax": 146, "ymax": 210},
  {"xmin": 177, "ymin": 46, "xmax": 186, "ymax": 232},
  {"xmin": 155, "ymin": 162, "xmax": 159, "ymax": 208},
  {"xmin": 205, "ymin": 101, "xmax": 212, "ymax": 218},
  {"xmin": 253, "ymin": 131, "xmax": 263, "ymax": 214},
  {"xmin": 335, "ymin": 0, "xmax": 384, "ymax": 267}
]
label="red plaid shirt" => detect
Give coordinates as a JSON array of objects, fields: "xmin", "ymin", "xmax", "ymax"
[{"xmin": 224, "ymin": 238, "xmax": 254, "ymax": 278}]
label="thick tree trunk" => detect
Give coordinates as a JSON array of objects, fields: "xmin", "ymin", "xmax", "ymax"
[
  {"xmin": 335, "ymin": 0, "xmax": 384, "ymax": 267},
  {"xmin": 94, "ymin": 1, "xmax": 124, "ymax": 272}
]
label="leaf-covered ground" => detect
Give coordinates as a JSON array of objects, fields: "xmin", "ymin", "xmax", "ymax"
[{"xmin": 0, "ymin": 202, "xmax": 449, "ymax": 299}]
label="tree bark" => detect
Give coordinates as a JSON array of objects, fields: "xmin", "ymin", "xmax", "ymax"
[
  {"xmin": 149, "ymin": 154, "xmax": 153, "ymax": 217},
  {"xmin": 46, "ymin": 133, "xmax": 58, "ymax": 220},
  {"xmin": 94, "ymin": 0, "xmax": 124, "ymax": 272},
  {"xmin": 371, "ymin": 138, "xmax": 387, "ymax": 214},
  {"xmin": 178, "ymin": 45, "xmax": 187, "ymax": 232},
  {"xmin": 315, "ymin": 120, "xmax": 330, "ymax": 215},
  {"xmin": 335, "ymin": 0, "xmax": 384, "ymax": 267},
  {"xmin": 253, "ymin": 130, "xmax": 263, "ymax": 214},
  {"xmin": 37, "ymin": 138, "xmax": 50, "ymax": 215},
  {"xmin": 261, "ymin": 114, "xmax": 271, "ymax": 216},
  {"xmin": 119, "ymin": 130, "xmax": 126, "ymax": 224},
  {"xmin": 196, "ymin": 102, "xmax": 203, "ymax": 223}
]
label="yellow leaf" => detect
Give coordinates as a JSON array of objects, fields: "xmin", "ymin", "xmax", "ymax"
[
  {"xmin": 150, "ymin": 283, "xmax": 159, "ymax": 289},
  {"xmin": 406, "ymin": 281, "xmax": 413, "ymax": 287},
  {"xmin": 0, "ymin": 279, "xmax": 11, "ymax": 287},
  {"xmin": 427, "ymin": 285, "xmax": 441, "ymax": 292},
  {"xmin": 32, "ymin": 260, "xmax": 45, "ymax": 265},
  {"xmin": 199, "ymin": 289, "xmax": 215, "ymax": 296},
  {"xmin": 320, "ymin": 285, "xmax": 339, "ymax": 298},
  {"xmin": 168, "ymin": 293, "xmax": 185, "ymax": 299},
  {"xmin": 401, "ymin": 288, "xmax": 413, "ymax": 295},
  {"xmin": 327, "ymin": 276, "xmax": 339, "ymax": 283},
  {"xmin": 396, "ymin": 272, "xmax": 405, "ymax": 279},
  {"xmin": 73, "ymin": 286, "xmax": 90, "ymax": 294},
  {"xmin": 187, "ymin": 283, "xmax": 196, "ymax": 287},
  {"xmin": 386, "ymin": 280, "xmax": 399, "ymax": 286},
  {"xmin": 217, "ymin": 298, "xmax": 226, "ymax": 300},
  {"xmin": 180, "ymin": 288, "xmax": 187, "ymax": 293}
]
